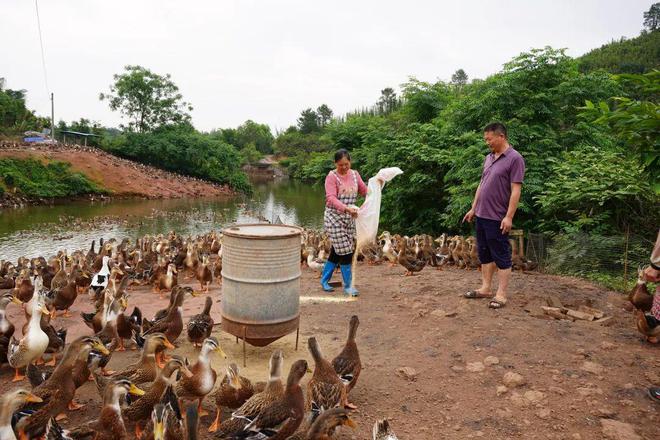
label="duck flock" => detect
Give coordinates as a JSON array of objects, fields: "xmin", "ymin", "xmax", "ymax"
[{"xmin": 0, "ymin": 230, "xmax": 410, "ymax": 440}]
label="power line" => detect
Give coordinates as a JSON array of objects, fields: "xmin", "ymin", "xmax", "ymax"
[{"xmin": 34, "ymin": 0, "xmax": 49, "ymax": 94}]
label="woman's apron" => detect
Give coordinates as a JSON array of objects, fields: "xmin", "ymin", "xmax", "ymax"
[{"xmin": 324, "ymin": 170, "xmax": 358, "ymax": 256}]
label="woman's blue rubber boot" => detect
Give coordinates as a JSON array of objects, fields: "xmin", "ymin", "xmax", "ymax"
[
  {"xmin": 340, "ymin": 264, "xmax": 359, "ymax": 296},
  {"xmin": 320, "ymin": 261, "xmax": 336, "ymax": 292}
]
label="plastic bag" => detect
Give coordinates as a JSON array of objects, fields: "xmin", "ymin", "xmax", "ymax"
[{"xmin": 355, "ymin": 167, "xmax": 403, "ymax": 250}]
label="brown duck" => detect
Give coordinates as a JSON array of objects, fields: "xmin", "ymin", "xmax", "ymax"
[
  {"xmin": 306, "ymin": 337, "xmax": 347, "ymax": 416},
  {"xmin": 331, "ymin": 315, "xmax": 361, "ymax": 408},
  {"xmin": 187, "ymin": 295, "xmax": 214, "ymax": 347},
  {"xmin": 208, "ymin": 363, "xmax": 255, "ymax": 433}
]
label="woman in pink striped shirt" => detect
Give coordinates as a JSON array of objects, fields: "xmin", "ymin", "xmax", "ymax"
[{"xmin": 320, "ymin": 149, "xmax": 369, "ymax": 296}]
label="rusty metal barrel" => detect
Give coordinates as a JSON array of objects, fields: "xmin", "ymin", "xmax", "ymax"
[{"xmin": 221, "ymin": 224, "xmax": 302, "ymax": 347}]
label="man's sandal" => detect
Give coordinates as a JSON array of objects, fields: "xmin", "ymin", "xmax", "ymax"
[
  {"xmin": 488, "ymin": 298, "xmax": 507, "ymax": 309},
  {"xmin": 464, "ymin": 290, "xmax": 494, "ymax": 299}
]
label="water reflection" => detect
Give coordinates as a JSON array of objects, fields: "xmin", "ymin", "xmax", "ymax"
[{"xmin": 0, "ymin": 178, "xmax": 325, "ymax": 260}]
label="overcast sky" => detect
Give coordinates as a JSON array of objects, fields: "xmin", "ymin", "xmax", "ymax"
[{"xmin": 1, "ymin": 0, "xmax": 654, "ymax": 133}]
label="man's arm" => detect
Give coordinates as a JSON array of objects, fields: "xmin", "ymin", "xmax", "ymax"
[
  {"xmin": 500, "ymin": 182, "xmax": 521, "ymax": 233},
  {"xmin": 462, "ymin": 183, "xmax": 481, "ymax": 223}
]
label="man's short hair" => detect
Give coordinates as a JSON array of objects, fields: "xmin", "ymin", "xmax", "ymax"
[{"xmin": 484, "ymin": 122, "xmax": 507, "ymax": 138}]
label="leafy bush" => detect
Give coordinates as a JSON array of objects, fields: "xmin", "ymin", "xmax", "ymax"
[
  {"xmin": 0, "ymin": 158, "xmax": 106, "ymax": 197},
  {"xmin": 101, "ymin": 123, "xmax": 250, "ymax": 192}
]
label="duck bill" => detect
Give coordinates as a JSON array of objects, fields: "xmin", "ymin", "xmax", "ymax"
[
  {"xmin": 191, "ymin": 290, "xmax": 202, "ymax": 297},
  {"xmin": 129, "ymin": 384, "xmax": 145, "ymax": 396},
  {"xmin": 11, "ymin": 296, "xmax": 23, "ymax": 305},
  {"xmin": 94, "ymin": 342, "xmax": 111, "ymax": 355},
  {"xmin": 229, "ymin": 372, "xmax": 242, "ymax": 389},
  {"xmin": 25, "ymin": 393, "xmax": 43, "ymax": 403},
  {"xmin": 40, "ymin": 305, "xmax": 51, "ymax": 315},
  {"xmin": 215, "ymin": 346, "xmax": 227, "ymax": 359},
  {"xmin": 163, "ymin": 339, "xmax": 176, "ymax": 350},
  {"xmin": 345, "ymin": 418, "xmax": 357, "ymax": 429},
  {"xmin": 120, "ymin": 297, "xmax": 128, "ymax": 309},
  {"xmin": 153, "ymin": 421, "xmax": 165, "ymax": 440}
]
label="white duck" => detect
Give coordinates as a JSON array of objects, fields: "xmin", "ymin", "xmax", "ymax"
[
  {"xmin": 8, "ymin": 279, "xmax": 50, "ymax": 382},
  {"xmin": 306, "ymin": 247, "xmax": 327, "ymax": 277},
  {"xmin": 89, "ymin": 255, "xmax": 111, "ymax": 298}
]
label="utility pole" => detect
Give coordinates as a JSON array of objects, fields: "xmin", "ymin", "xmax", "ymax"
[{"xmin": 50, "ymin": 92, "xmax": 55, "ymax": 142}]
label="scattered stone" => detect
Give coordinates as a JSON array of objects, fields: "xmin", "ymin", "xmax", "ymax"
[
  {"xmin": 451, "ymin": 366, "xmax": 464, "ymax": 372},
  {"xmin": 510, "ymin": 391, "xmax": 527, "ymax": 407},
  {"xmin": 572, "ymin": 434, "xmax": 582, "ymax": 440},
  {"xmin": 548, "ymin": 386, "xmax": 567, "ymax": 396},
  {"xmin": 566, "ymin": 309, "xmax": 595, "ymax": 321},
  {"xmin": 524, "ymin": 390, "xmax": 545, "ymax": 403},
  {"xmin": 578, "ymin": 305, "xmax": 605, "ymax": 319},
  {"xmin": 600, "ymin": 419, "xmax": 642, "ymax": 440},
  {"xmin": 644, "ymin": 371, "xmax": 660, "ymax": 385},
  {"xmin": 543, "ymin": 306, "xmax": 574, "ymax": 320},
  {"xmin": 484, "ymin": 356, "xmax": 500, "ymax": 366},
  {"xmin": 546, "ymin": 295, "xmax": 564, "ymax": 309},
  {"xmin": 600, "ymin": 341, "xmax": 616, "ymax": 350},
  {"xmin": 503, "ymin": 372, "xmax": 527, "ymax": 388},
  {"xmin": 577, "ymin": 386, "xmax": 604, "ymax": 397},
  {"xmin": 466, "ymin": 362, "xmax": 485, "ymax": 373},
  {"xmin": 595, "ymin": 407, "xmax": 617, "ymax": 418},
  {"xmin": 595, "ymin": 316, "xmax": 614, "ymax": 326},
  {"xmin": 496, "ymin": 385, "xmax": 508, "ymax": 396},
  {"xmin": 396, "ymin": 367, "xmax": 418, "ymax": 381},
  {"xmin": 445, "ymin": 311, "xmax": 458, "ymax": 317},
  {"xmin": 536, "ymin": 408, "xmax": 551, "ymax": 420},
  {"xmin": 581, "ymin": 361, "xmax": 604, "ymax": 375},
  {"xmin": 430, "ymin": 309, "xmax": 446, "ymax": 318}
]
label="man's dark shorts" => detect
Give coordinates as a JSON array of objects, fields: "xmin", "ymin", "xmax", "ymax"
[{"xmin": 475, "ymin": 216, "xmax": 512, "ymax": 269}]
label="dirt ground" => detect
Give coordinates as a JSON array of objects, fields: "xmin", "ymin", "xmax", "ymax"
[
  {"xmin": 1, "ymin": 263, "xmax": 659, "ymax": 439},
  {"xmin": 0, "ymin": 143, "xmax": 233, "ymax": 199}
]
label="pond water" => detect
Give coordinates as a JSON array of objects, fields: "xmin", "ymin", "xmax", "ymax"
[{"xmin": 0, "ymin": 178, "xmax": 325, "ymax": 261}]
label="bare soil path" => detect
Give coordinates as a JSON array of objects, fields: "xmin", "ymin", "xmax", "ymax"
[{"xmin": 1, "ymin": 263, "xmax": 658, "ymax": 439}]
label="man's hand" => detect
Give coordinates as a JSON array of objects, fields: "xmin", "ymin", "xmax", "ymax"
[
  {"xmin": 500, "ymin": 216, "xmax": 513, "ymax": 234},
  {"xmin": 642, "ymin": 265, "xmax": 660, "ymax": 283},
  {"xmin": 463, "ymin": 208, "xmax": 475, "ymax": 223}
]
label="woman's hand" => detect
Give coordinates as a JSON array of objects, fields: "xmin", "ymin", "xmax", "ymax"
[{"xmin": 345, "ymin": 206, "xmax": 359, "ymax": 218}]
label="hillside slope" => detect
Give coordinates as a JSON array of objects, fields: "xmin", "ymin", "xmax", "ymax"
[
  {"xmin": 578, "ymin": 29, "xmax": 660, "ymax": 73},
  {"xmin": 0, "ymin": 142, "xmax": 233, "ymax": 202}
]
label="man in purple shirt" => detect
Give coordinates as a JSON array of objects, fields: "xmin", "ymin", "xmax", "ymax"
[{"xmin": 462, "ymin": 122, "xmax": 525, "ymax": 309}]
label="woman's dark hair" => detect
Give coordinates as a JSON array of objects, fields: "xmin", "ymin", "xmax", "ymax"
[{"xmin": 334, "ymin": 149, "xmax": 351, "ymax": 162}]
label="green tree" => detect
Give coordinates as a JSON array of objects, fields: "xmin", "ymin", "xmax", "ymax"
[
  {"xmin": 644, "ymin": 2, "xmax": 660, "ymax": 31},
  {"xmin": 580, "ymin": 70, "xmax": 660, "ymax": 192},
  {"xmin": 99, "ymin": 65, "xmax": 192, "ymax": 133},
  {"xmin": 316, "ymin": 104, "xmax": 333, "ymax": 127},
  {"xmin": 377, "ymin": 88, "xmax": 398, "ymax": 114},
  {"xmin": 235, "ymin": 120, "xmax": 274, "ymax": 153},
  {"xmin": 450, "ymin": 69, "xmax": 468, "ymax": 88},
  {"xmin": 0, "ymin": 78, "xmax": 48, "ymax": 134},
  {"xmin": 297, "ymin": 108, "xmax": 320, "ymax": 134}
]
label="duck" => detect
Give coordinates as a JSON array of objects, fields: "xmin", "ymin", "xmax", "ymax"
[
  {"xmin": 8, "ymin": 284, "xmax": 51, "ymax": 382},
  {"xmin": 175, "ymin": 336, "xmax": 226, "ymax": 418},
  {"xmin": 306, "ymin": 337, "xmax": 346, "ymax": 420},
  {"xmin": 373, "ymin": 418, "xmax": 398, "ymax": 440},
  {"xmin": 208, "ymin": 363, "xmax": 255, "ymax": 433},
  {"xmin": 51, "ymin": 377, "xmax": 146, "ymax": 440},
  {"xmin": 143, "ymin": 287, "xmax": 186, "ymax": 345},
  {"xmin": 17, "ymin": 336, "xmax": 109, "ymax": 438},
  {"xmin": 0, "ymin": 266, "xmax": 16, "ymax": 289},
  {"xmin": 213, "ymin": 251, "xmax": 223, "ymax": 283},
  {"xmin": 0, "ymin": 389, "xmax": 43, "ymax": 440},
  {"xmin": 629, "ymin": 267, "xmax": 653, "ymax": 312},
  {"xmin": 13, "ymin": 269, "xmax": 35, "ymax": 304},
  {"xmin": 292, "ymin": 408, "xmax": 357, "ymax": 440},
  {"xmin": 100, "ymin": 333, "xmax": 176, "ymax": 394},
  {"xmin": 381, "ymin": 236, "xmax": 398, "ymax": 267},
  {"xmin": 331, "ymin": 315, "xmax": 361, "ymax": 408},
  {"xmin": 50, "ymin": 255, "xmax": 68, "ymax": 291},
  {"xmin": 237, "ymin": 359, "xmax": 309, "ymax": 440},
  {"xmin": 397, "ymin": 239, "xmax": 426, "ymax": 276},
  {"xmin": 28, "ymin": 348, "xmax": 102, "ymax": 389},
  {"xmin": 196, "ymin": 255, "xmax": 213, "ymax": 293},
  {"xmin": 634, "ymin": 308, "xmax": 660, "ymax": 343},
  {"xmin": 155, "ymin": 263, "xmax": 178, "ymax": 298},
  {"xmin": 214, "ymin": 350, "xmax": 284, "ymax": 437},
  {"xmin": 123, "ymin": 356, "xmax": 193, "ymax": 438},
  {"xmin": 142, "ymin": 401, "xmax": 183, "ymax": 440},
  {"xmin": 50, "ymin": 278, "xmax": 78, "ymax": 318},
  {"xmin": 187, "ymin": 295, "xmax": 214, "ymax": 347},
  {"xmin": 306, "ymin": 248, "xmax": 326, "ymax": 277},
  {"xmin": 0, "ymin": 292, "xmax": 21, "ymax": 366},
  {"xmin": 359, "ymin": 241, "xmax": 382, "ymax": 265},
  {"xmin": 89, "ymin": 255, "xmax": 112, "ymax": 299}
]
